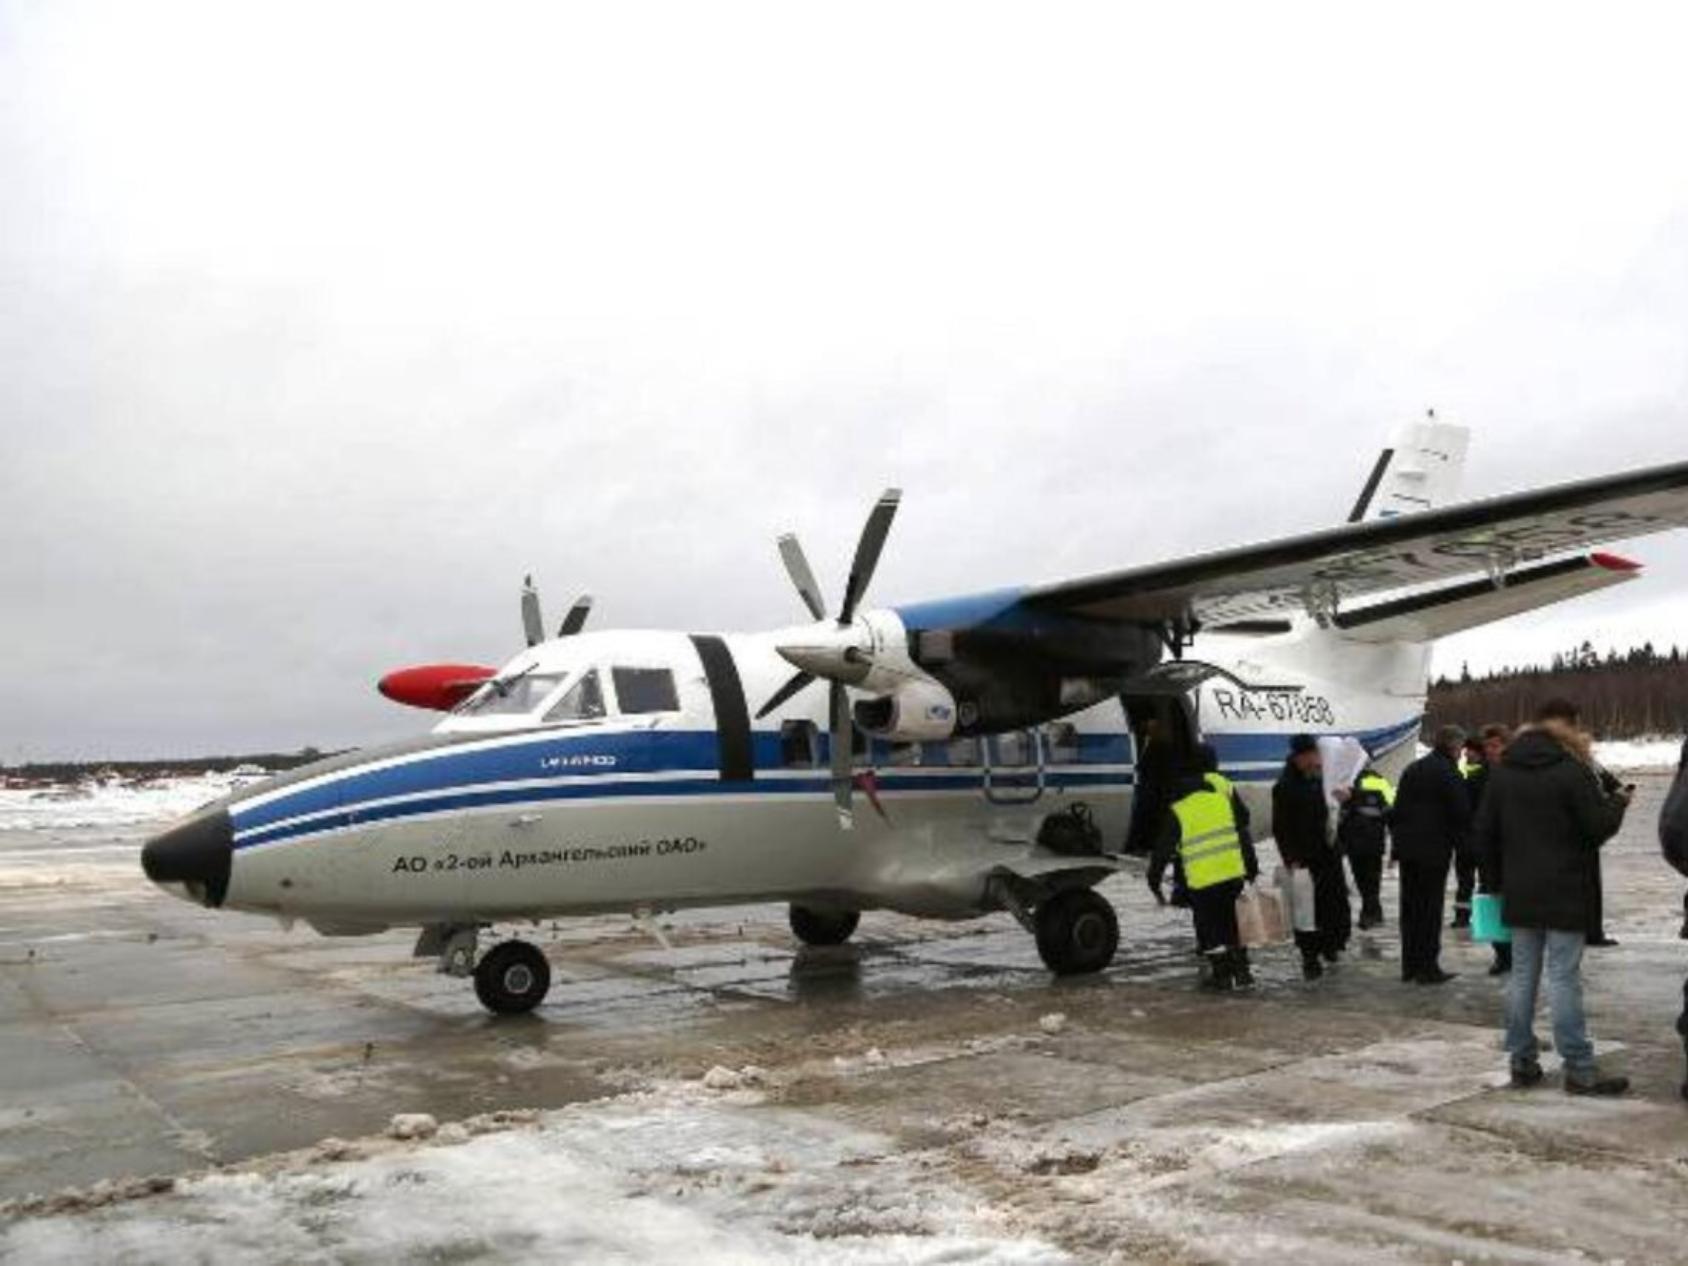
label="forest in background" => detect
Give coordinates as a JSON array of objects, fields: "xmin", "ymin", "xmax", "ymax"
[{"xmin": 1427, "ymin": 643, "xmax": 1688, "ymax": 738}]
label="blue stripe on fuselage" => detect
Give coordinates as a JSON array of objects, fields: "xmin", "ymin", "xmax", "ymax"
[{"xmin": 230, "ymin": 714, "xmax": 1419, "ymax": 851}]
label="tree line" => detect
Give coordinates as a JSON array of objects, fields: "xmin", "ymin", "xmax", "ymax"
[{"xmin": 1426, "ymin": 642, "xmax": 1688, "ymax": 738}]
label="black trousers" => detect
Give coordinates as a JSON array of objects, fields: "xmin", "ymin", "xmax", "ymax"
[
  {"xmin": 1348, "ymin": 845, "xmax": 1384, "ymax": 922},
  {"xmin": 1453, "ymin": 843, "xmax": 1476, "ymax": 920},
  {"xmin": 1189, "ymin": 878, "xmax": 1244, "ymax": 952},
  {"xmin": 1293, "ymin": 853, "xmax": 1352, "ymax": 961},
  {"xmin": 1399, "ymin": 855, "xmax": 1450, "ymax": 978}
]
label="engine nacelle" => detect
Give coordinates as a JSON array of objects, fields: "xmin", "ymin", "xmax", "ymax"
[{"xmin": 852, "ymin": 678, "xmax": 959, "ymax": 742}]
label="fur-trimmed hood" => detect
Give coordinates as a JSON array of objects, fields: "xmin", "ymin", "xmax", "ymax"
[{"xmin": 1504, "ymin": 719, "xmax": 1592, "ymax": 770}]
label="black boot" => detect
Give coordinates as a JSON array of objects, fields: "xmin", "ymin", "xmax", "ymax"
[
  {"xmin": 1231, "ymin": 947, "xmax": 1256, "ymax": 988},
  {"xmin": 1200, "ymin": 951, "xmax": 1233, "ymax": 991},
  {"xmin": 1301, "ymin": 953, "xmax": 1323, "ymax": 981}
]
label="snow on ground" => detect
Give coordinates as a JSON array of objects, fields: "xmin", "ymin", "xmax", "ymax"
[
  {"xmin": 0, "ymin": 771, "xmax": 260, "ymax": 833},
  {"xmin": 1595, "ymin": 736, "xmax": 1686, "ymax": 772},
  {"xmin": 1, "ymin": 1084, "xmax": 1067, "ymax": 1266}
]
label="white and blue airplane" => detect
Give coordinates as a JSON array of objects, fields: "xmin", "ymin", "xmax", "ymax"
[{"xmin": 143, "ymin": 422, "xmax": 1688, "ymax": 1012}]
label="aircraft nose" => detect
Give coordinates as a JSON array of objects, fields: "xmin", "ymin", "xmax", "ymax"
[{"xmin": 141, "ymin": 807, "xmax": 233, "ymax": 907}]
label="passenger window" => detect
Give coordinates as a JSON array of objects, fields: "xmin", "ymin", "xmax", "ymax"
[
  {"xmin": 1045, "ymin": 723, "xmax": 1080, "ymax": 765},
  {"xmin": 991, "ymin": 731, "xmax": 1032, "ymax": 767},
  {"xmin": 613, "ymin": 667, "xmax": 679, "ymax": 715},
  {"xmin": 885, "ymin": 742, "xmax": 922, "ymax": 767},
  {"xmin": 544, "ymin": 670, "xmax": 606, "ymax": 723},
  {"xmin": 780, "ymin": 720, "xmax": 820, "ymax": 768},
  {"xmin": 946, "ymin": 736, "xmax": 981, "ymax": 767}
]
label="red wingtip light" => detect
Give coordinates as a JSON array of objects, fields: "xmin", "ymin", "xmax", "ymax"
[
  {"xmin": 378, "ymin": 663, "xmax": 498, "ymax": 711},
  {"xmin": 1590, "ymin": 552, "xmax": 1642, "ymax": 573}
]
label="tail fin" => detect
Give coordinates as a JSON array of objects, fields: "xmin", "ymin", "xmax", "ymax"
[{"xmin": 1347, "ymin": 416, "xmax": 1470, "ymax": 522}]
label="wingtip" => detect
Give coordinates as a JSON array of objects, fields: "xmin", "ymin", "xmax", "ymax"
[{"xmin": 1591, "ymin": 551, "xmax": 1643, "ymax": 572}]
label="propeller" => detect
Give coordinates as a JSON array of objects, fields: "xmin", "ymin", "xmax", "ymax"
[
  {"xmin": 521, "ymin": 575, "xmax": 594, "ymax": 645},
  {"xmin": 755, "ymin": 488, "xmax": 902, "ymax": 829}
]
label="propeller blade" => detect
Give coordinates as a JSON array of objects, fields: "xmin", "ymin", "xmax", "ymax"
[
  {"xmin": 755, "ymin": 669, "xmax": 817, "ymax": 720},
  {"xmin": 520, "ymin": 575, "xmax": 545, "ymax": 647},
  {"xmin": 557, "ymin": 594, "xmax": 594, "ymax": 637},
  {"xmin": 838, "ymin": 488, "xmax": 901, "ymax": 625},
  {"xmin": 830, "ymin": 680, "xmax": 854, "ymax": 830},
  {"xmin": 777, "ymin": 533, "xmax": 828, "ymax": 621}
]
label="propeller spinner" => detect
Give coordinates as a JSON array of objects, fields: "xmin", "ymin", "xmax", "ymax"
[{"xmin": 756, "ymin": 488, "xmax": 902, "ymax": 829}]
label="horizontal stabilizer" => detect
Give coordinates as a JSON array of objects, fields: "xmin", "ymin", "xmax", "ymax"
[{"xmin": 1333, "ymin": 553, "xmax": 1639, "ymax": 644}]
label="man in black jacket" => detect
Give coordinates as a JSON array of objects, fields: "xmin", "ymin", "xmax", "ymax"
[
  {"xmin": 1272, "ymin": 734, "xmax": 1350, "ymax": 979},
  {"xmin": 1659, "ymin": 736, "xmax": 1688, "ymax": 1100},
  {"xmin": 1473, "ymin": 699, "xmax": 1630, "ymax": 1095},
  {"xmin": 1392, "ymin": 725, "xmax": 1470, "ymax": 984}
]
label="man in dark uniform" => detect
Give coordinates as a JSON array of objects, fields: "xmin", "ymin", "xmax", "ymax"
[
  {"xmin": 1272, "ymin": 733, "xmax": 1350, "ymax": 979},
  {"xmin": 1392, "ymin": 724, "xmax": 1471, "ymax": 984},
  {"xmin": 1452, "ymin": 735, "xmax": 1487, "ymax": 929},
  {"xmin": 1124, "ymin": 716, "xmax": 1176, "ymax": 856},
  {"xmin": 1338, "ymin": 760, "xmax": 1393, "ymax": 929},
  {"xmin": 1148, "ymin": 745, "xmax": 1260, "ymax": 990}
]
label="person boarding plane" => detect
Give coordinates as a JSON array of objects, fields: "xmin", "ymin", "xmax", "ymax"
[{"xmin": 142, "ymin": 422, "xmax": 1688, "ymax": 1013}]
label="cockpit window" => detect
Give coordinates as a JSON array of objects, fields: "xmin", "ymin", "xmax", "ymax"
[
  {"xmin": 545, "ymin": 669, "xmax": 606, "ymax": 723},
  {"xmin": 457, "ymin": 673, "xmax": 562, "ymax": 716},
  {"xmin": 612, "ymin": 667, "xmax": 679, "ymax": 715}
]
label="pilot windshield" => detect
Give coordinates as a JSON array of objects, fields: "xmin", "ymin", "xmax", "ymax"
[{"xmin": 457, "ymin": 673, "xmax": 562, "ymax": 717}]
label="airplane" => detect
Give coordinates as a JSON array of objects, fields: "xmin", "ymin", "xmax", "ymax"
[{"xmin": 141, "ymin": 421, "xmax": 1688, "ymax": 1013}]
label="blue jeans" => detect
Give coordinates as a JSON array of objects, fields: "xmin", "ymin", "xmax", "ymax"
[{"xmin": 1506, "ymin": 927, "xmax": 1594, "ymax": 1077}]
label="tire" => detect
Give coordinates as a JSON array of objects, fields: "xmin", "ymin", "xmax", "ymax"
[
  {"xmin": 789, "ymin": 905, "xmax": 860, "ymax": 946},
  {"xmin": 1034, "ymin": 888, "xmax": 1119, "ymax": 976},
  {"xmin": 473, "ymin": 940, "xmax": 552, "ymax": 1015}
]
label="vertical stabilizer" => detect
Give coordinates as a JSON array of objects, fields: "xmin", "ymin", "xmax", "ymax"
[{"xmin": 1347, "ymin": 416, "xmax": 1470, "ymax": 522}]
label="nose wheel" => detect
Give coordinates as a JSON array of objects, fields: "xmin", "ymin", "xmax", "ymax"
[{"xmin": 473, "ymin": 940, "xmax": 552, "ymax": 1014}]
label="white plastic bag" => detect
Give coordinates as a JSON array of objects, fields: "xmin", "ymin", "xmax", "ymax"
[{"xmin": 1275, "ymin": 865, "xmax": 1318, "ymax": 933}]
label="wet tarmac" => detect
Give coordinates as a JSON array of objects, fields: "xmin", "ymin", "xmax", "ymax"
[{"xmin": 4, "ymin": 775, "xmax": 1688, "ymax": 1262}]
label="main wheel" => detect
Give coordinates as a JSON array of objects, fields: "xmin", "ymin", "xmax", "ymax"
[
  {"xmin": 1034, "ymin": 888, "xmax": 1119, "ymax": 975},
  {"xmin": 789, "ymin": 905, "xmax": 860, "ymax": 946},
  {"xmin": 473, "ymin": 940, "xmax": 552, "ymax": 1014}
]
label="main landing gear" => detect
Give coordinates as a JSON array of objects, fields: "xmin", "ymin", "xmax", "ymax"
[
  {"xmin": 473, "ymin": 940, "xmax": 552, "ymax": 1014},
  {"xmin": 987, "ymin": 879, "xmax": 1119, "ymax": 976},
  {"xmin": 416, "ymin": 924, "xmax": 553, "ymax": 1015},
  {"xmin": 1034, "ymin": 888, "xmax": 1119, "ymax": 975},
  {"xmin": 789, "ymin": 904, "xmax": 860, "ymax": 946}
]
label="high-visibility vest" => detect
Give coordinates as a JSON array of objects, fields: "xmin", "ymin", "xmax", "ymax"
[
  {"xmin": 1357, "ymin": 771, "xmax": 1395, "ymax": 808},
  {"xmin": 1172, "ymin": 786, "xmax": 1246, "ymax": 890},
  {"xmin": 1204, "ymin": 771, "xmax": 1235, "ymax": 800}
]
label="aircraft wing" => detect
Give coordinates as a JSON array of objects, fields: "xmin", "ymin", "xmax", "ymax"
[{"xmin": 1024, "ymin": 457, "xmax": 1688, "ymax": 628}]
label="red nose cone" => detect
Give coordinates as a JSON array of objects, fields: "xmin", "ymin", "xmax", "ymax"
[{"xmin": 378, "ymin": 663, "xmax": 498, "ymax": 711}]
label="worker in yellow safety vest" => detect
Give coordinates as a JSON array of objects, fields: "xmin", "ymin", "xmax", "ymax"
[
  {"xmin": 1338, "ymin": 764, "xmax": 1395, "ymax": 929},
  {"xmin": 1149, "ymin": 743, "xmax": 1260, "ymax": 990}
]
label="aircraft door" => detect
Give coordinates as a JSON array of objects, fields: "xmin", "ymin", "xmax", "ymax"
[{"xmin": 983, "ymin": 727, "xmax": 1045, "ymax": 805}]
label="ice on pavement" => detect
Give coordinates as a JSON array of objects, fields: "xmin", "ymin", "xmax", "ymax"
[{"xmin": 2, "ymin": 1085, "xmax": 1068, "ymax": 1265}]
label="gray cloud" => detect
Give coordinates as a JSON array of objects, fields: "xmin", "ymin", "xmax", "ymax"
[{"xmin": 4, "ymin": 3, "xmax": 1687, "ymax": 759}]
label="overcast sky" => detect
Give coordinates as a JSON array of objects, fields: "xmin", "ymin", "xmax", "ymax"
[{"xmin": 4, "ymin": 1, "xmax": 1687, "ymax": 761}]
